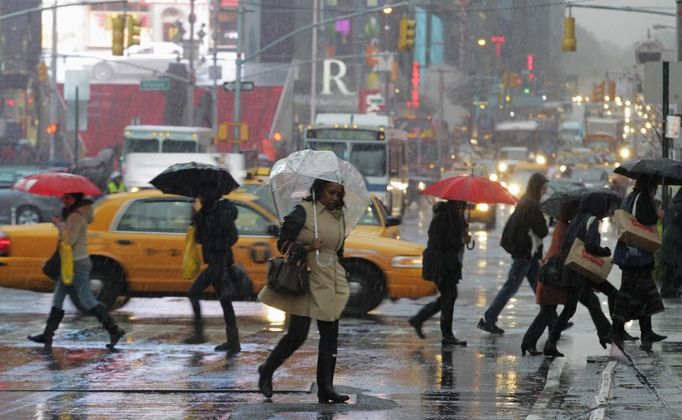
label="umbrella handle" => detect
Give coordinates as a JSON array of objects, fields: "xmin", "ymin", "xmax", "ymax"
[{"xmin": 466, "ymin": 240, "xmax": 475, "ymax": 250}]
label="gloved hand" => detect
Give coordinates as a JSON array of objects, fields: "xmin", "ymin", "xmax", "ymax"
[{"xmin": 603, "ymin": 247, "xmax": 611, "ymax": 257}]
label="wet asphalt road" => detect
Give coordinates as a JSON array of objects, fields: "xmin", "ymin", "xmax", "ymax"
[{"xmin": 2, "ymin": 200, "xmax": 682, "ymax": 419}]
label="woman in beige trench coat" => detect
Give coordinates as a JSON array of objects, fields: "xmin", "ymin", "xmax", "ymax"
[{"xmin": 257, "ymin": 179, "xmax": 350, "ymax": 403}]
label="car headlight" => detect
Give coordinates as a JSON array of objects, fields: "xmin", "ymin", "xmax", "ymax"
[
  {"xmin": 508, "ymin": 183, "xmax": 521, "ymax": 196},
  {"xmin": 418, "ymin": 181, "xmax": 426, "ymax": 191},
  {"xmin": 559, "ymin": 165, "xmax": 567, "ymax": 173},
  {"xmin": 498, "ymin": 162, "xmax": 508, "ymax": 172},
  {"xmin": 489, "ymin": 173, "xmax": 498, "ymax": 182},
  {"xmin": 535, "ymin": 155, "xmax": 547, "ymax": 165},
  {"xmin": 475, "ymin": 203, "xmax": 489, "ymax": 212},
  {"xmin": 130, "ymin": 187, "xmax": 140, "ymax": 193},
  {"xmin": 619, "ymin": 148, "xmax": 631, "ymax": 159},
  {"xmin": 391, "ymin": 256, "xmax": 423, "ymax": 268}
]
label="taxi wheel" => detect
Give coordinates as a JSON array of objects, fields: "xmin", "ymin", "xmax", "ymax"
[
  {"xmin": 74, "ymin": 259, "xmax": 129, "ymax": 313},
  {"xmin": 341, "ymin": 259, "xmax": 386, "ymax": 317}
]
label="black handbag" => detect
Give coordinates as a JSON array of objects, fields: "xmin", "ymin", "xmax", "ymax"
[
  {"xmin": 538, "ymin": 256, "xmax": 563, "ymax": 288},
  {"xmin": 266, "ymin": 252, "xmax": 310, "ymax": 296},
  {"xmin": 42, "ymin": 248, "xmax": 60, "ymax": 282}
]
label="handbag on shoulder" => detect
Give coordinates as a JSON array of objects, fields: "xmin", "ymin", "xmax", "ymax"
[
  {"xmin": 266, "ymin": 244, "xmax": 310, "ymax": 296},
  {"xmin": 42, "ymin": 246, "xmax": 60, "ymax": 282}
]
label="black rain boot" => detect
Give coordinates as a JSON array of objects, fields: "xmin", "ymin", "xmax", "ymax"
[
  {"xmin": 90, "ymin": 304, "xmax": 126, "ymax": 349},
  {"xmin": 316, "ymin": 351, "xmax": 349, "ymax": 404},
  {"xmin": 182, "ymin": 317, "xmax": 206, "ymax": 344},
  {"xmin": 440, "ymin": 314, "xmax": 466, "ymax": 346},
  {"xmin": 258, "ymin": 344, "xmax": 292, "ymax": 398},
  {"xmin": 28, "ymin": 306, "xmax": 65, "ymax": 350},
  {"xmin": 639, "ymin": 316, "xmax": 667, "ymax": 352},
  {"xmin": 216, "ymin": 326, "xmax": 241, "ymax": 357},
  {"xmin": 608, "ymin": 321, "xmax": 625, "ymax": 349},
  {"xmin": 408, "ymin": 299, "xmax": 439, "ymax": 339}
]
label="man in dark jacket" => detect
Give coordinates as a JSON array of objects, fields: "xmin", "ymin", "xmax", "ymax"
[
  {"xmin": 183, "ymin": 182, "xmax": 241, "ymax": 357},
  {"xmin": 478, "ymin": 172, "xmax": 549, "ymax": 334},
  {"xmin": 660, "ymin": 188, "xmax": 682, "ymax": 297},
  {"xmin": 409, "ymin": 200, "xmax": 470, "ymax": 345}
]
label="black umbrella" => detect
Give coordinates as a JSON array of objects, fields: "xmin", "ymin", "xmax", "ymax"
[
  {"xmin": 541, "ymin": 188, "xmax": 623, "ymax": 220},
  {"xmin": 614, "ymin": 158, "xmax": 682, "ymax": 185},
  {"xmin": 150, "ymin": 162, "xmax": 240, "ymax": 198}
]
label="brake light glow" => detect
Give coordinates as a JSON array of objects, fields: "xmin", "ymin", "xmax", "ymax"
[{"xmin": 0, "ymin": 232, "xmax": 9, "ymax": 256}]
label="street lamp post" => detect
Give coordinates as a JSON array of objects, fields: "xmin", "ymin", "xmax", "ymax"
[{"xmin": 186, "ymin": 0, "xmax": 196, "ymax": 127}]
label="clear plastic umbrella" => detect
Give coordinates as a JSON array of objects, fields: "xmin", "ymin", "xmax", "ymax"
[{"xmin": 269, "ymin": 149, "xmax": 370, "ymax": 236}]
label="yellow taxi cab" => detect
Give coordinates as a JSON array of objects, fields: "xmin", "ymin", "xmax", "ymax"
[{"xmin": 0, "ymin": 190, "xmax": 433, "ymax": 316}]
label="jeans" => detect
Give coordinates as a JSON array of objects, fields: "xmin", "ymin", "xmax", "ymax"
[
  {"xmin": 52, "ymin": 257, "xmax": 98, "ymax": 311},
  {"xmin": 484, "ymin": 257, "xmax": 539, "ymax": 324}
]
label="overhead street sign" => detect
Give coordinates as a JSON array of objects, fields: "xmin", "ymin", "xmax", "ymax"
[
  {"xmin": 223, "ymin": 81, "xmax": 254, "ymax": 91},
  {"xmin": 140, "ymin": 79, "xmax": 170, "ymax": 91}
]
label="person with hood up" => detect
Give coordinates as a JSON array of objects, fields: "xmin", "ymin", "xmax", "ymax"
[
  {"xmin": 609, "ymin": 177, "xmax": 666, "ymax": 351},
  {"xmin": 28, "ymin": 192, "xmax": 125, "ymax": 350},
  {"xmin": 408, "ymin": 200, "xmax": 471, "ymax": 346},
  {"xmin": 183, "ymin": 182, "xmax": 241, "ymax": 357},
  {"xmin": 660, "ymin": 188, "xmax": 682, "ymax": 298},
  {"xmin": 478, "ymin": 172, "xmax": 549, "ymax": 335},
  {"xmin": 257, "ymin": 179, "xmax": 350, "ymax": 404},
  {"xmin": 106, "ymin": 171, "xmax": 126, "ymax": 194},
  {"xmin": 541, "ymin": 191, "xmax": 620, "ymax": 357}
]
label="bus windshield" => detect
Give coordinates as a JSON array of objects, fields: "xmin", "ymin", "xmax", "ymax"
[
  {"xmin": 495, "ymin": 130, "xmax": 535, "ymax": 148},
  {"xmin": 125, "ymin": 137, "xmax": 159, "ymax": 153},
  {"xmin": 350, "ymin": 143, "xmax": 386, "ymax": 177},
  {"xmin": 306, "ymin": 141, "xmax": 347, "ymax": 159},
  {"xmin": 162, "ymin": 140, "xmax": 197, "ymax": 153}
]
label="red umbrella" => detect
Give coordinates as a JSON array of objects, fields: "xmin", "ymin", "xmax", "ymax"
[
  {"xmin": 422, "ymin": 175, "xmax": 518, "ymax": 204},
  {"xmin": 13, "ymin": 172, "xmax": 102, "ymax": 197}
]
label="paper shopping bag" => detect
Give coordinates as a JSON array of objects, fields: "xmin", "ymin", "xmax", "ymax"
[
  {"xmin": 564, "ymin": 238, "xmax": 612, "ymax": 283},
  {"xmin": 612, "ymin": 209, "xmax": 661, "ymax": 253}
]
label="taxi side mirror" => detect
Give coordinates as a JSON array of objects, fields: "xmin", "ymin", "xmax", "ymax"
[
  {"xmin": 268, "ymin": 224, "xmax": 280, "ymax": 237},
  {"xmin": 385, "ymin": 217, "xmax": 401, "ymax": 227}
]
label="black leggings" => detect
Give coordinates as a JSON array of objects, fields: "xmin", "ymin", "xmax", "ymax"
[
  {"xmin": 273, "ymin": 314, "xmax": 340, "ymax": 358},
  {"xmin": 187, "ymin": 263, "xmax": 237, "ymax": 330}
]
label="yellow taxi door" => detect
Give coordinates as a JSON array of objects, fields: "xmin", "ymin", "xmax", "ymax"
[
  {"xmin": 109, "ymin": 197, "xmax": 194, "ymax": 293},
  {"xmin": 232, "ymin": 202, "xmax": 278, "ymax": 292}
]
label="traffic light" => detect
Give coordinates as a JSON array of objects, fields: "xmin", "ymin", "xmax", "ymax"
[
  {"xmin": 398, "ymin": 16, "xmax": 416, "ymax": 51},
  {"xmin": 112, "ymin": 14, "xmax": 125, "ymax": 56},
  {"xmin": 562, "ymin": 16, "xmax": 576, "ymax": 52},
  {"xmin": 126, "ymin": 15, "xmax": 141, "ymax": 48},
  {"xmin": 36, "ymin": 62, "xmax": 48, "ymax": 82},
  {"xmin": 46, "ymin": 122, "xmax": 59, "ymax": 135}
]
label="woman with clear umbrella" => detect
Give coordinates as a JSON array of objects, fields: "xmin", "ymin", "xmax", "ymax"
[{"xmin": 256, "ymin": 150, "xmax": 369, "ymax": 403}]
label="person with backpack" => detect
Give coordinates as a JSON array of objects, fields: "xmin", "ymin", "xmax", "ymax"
[
  {"xmin": 408, "ymin": 200, "xmax": 470, "ymax": 346},
  {"xmin": 182, "ymin": 182, "xmax": 241, "ymax": 357},
  {"xmin": 478, "ymin": 172, "xmax": 548, "ymax": 335},
  {"xmin": 609, "ymin": 177, "xmax": 666, "ymax": 351}
]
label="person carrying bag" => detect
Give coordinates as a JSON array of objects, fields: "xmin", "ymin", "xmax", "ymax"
[{"xmin": 258, "ymin": 178, "xmax": 350, "ymax": 404}]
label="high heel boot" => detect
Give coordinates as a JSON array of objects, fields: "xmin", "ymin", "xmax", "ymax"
[
  {"xmin": 28, "ymin": 306, "xmax": 64, "ymax": 350},
  {"xmin": 90, "ymin": 304, "xmax": 125, "ymax": 349}
]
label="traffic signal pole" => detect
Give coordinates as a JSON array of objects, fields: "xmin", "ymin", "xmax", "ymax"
[
  {"xmin": 49, "ymin": 0, "xmax": 57, "ymax": 161},
  {"xmin": 227, "ymin": 1, "xmax": 408, "ymax": 153}
]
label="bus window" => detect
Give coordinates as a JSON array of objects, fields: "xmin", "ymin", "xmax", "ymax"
[
  {"xmin": 350, "ymin": 143, "xmax": 386, "ymax": 177},
  {"xmin": 306, "ymin": 141, "xmax": 347, "ymax": 160},
  {"xmin": 162, "ymin": 140, "xmax": 198, "ymax": 153},
  {"xmin": 126, "ymin": 138, "xmax": 159, "ymax": 153}
]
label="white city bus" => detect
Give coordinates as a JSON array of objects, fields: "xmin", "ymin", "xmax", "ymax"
[
  {"xmin": 122, "ymin": 125, "xmax": 213, "ymax": 157},
  {"xmin": 304, "ymin": 114, "xmax": 409, "ymax": 217}
]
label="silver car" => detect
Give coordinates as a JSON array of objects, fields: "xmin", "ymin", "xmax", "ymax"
[{"xmin": 0, "ymin": 166, "xmax": 62, "ymax": 225}]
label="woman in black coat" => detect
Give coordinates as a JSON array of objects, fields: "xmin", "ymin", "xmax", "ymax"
[
  {"xmin": 660, "ymin": 188, "xmax": 682, "ymax": 297},
  {"xmin": 609, "ymin": 177, "xmax": 666, "ymax": 351},
  {"xmin": 542, "ymin": 191, "xmax": 620, "ymax": 357},
  {"xmin": 409, "ymin": 200, "xmax": 470, "ymax": 345}
]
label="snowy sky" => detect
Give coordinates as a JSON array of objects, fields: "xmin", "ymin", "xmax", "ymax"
[{"xmin": 571, "ymin": 0, "xmax": 676, "ymax": 49}]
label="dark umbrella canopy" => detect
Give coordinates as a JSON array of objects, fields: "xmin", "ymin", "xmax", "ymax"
[
  {"xmin": 614, "ymin": 158, "xmax": 682, "ymax": 185},
  {"xmin": 541, "ymin": 187, "xmax": 623, "ymax": 220},
  {"xmin": 150, "ymin": 162, "xmax": 240, "ymax": 198}
]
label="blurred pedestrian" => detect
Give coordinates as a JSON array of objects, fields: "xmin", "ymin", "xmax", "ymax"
[
  {"xmin": 182, "ymin": 181, "xmax": 241, "ymax": 357},
  {"xmin": 478, "ymin": 173, "xmax": 548, "ymax": 335},
  {"xmin": 660, "ymin": 188, "xmax": 682, "ymax": 298},
  {"xmin": 541, "ymin": 192, "xmax": 619, "ymax": 357},
  {"xmin": 609, "ymin": 177, "xmax": 667, "ymax": 351},
  {"xmin": 106, "ymin": 171, "xmax": 126, "ymax": 194},
  {"xmin": 28, "ymin": 192, "xmax": 125, "ymax": 350},
  {"xmin": 408, "ymin": 200, "xmax": 470, "ymax": 346},
  {"xmin": 258, "ymin": 179, "xmax": 350, "ymax": 403}
]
